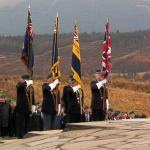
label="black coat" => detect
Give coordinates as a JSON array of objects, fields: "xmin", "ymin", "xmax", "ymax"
[
  {"xmin": 90, "ymin": 80, "xmax": 108, "ymax": 111},
  {"xmin": 62, "ymin": 85, "xmax": 84, "ymax": 114},
  {"xmin": 41, "ymin": 83, "xmax": 57, "ymax": 115},
  {"xmin": 0, "ymin": 101, "xmax": 12, "ymax": 127},
  {"xmin": 15, "ymin": 81, "xmax": 29, "ymax": 115}
]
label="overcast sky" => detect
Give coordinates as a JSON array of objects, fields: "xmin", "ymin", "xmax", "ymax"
[
  {"xmin": 0, "ymin": 0, "xmax": 24, "ymax": 7},
  {"xmin": 1, "ymin": 0, "xmax": 150, "ymax": 35}
]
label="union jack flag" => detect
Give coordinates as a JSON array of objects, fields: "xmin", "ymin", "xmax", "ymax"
[{"xmin": 101, "ymin": 18, "xmax": 112, "ymax": 79}]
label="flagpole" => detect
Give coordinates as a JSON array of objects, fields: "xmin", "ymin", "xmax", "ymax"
[
  {"xmin": 103, "ymin": 18, "xmax": 111, "ymax": 121},
  {"xmin": 28, "ymin": 4, "xmax": 32, "ymax": 80},
  {"xmin": 72, "ymin": 19, "xmax": 84, "ymax": 115},
  {"xmin": 74, "ymin": 17, "xmax": 77, "ymax": 27},
  {"xmin": 55, "ymin": 13, "xmax": 59, "ymax": 113},
  {"xmin": 51, "ymin": 13, "xmax": 61, "ymax": 114},
  {"xmin": 28, "ymin": 4, "xmax": 33, "ymax": 112},
  {"xmin": 21, "ymin": 3, "xmax": 34, "ymax": 113}
]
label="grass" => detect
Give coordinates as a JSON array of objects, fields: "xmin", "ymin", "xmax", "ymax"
[
  {"xmin": 112, "ymin": 71, "xmax": 150, "ymax": 78},
  {"xmin": 0, "ymin": 137, "xmax": 16, "ymax": 140},
  {"xmin": 0, "ymin": 75, "xmax": 150, "ymax": 116},
  {"xmin": 0, "ymin": 90, "xmax": 15, "ymax": 102},
  {"xmin": 138, "ymin": 70, "xmax": 150, "ymax": 78}
]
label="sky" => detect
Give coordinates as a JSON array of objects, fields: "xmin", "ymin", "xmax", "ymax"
[
  {"xmin": 0, "ymin": 0, "xmax": 24, "ymax": 7},
  {"xmin": 1, "ymin": 0, "xmax": 150, "ymax": 35}
]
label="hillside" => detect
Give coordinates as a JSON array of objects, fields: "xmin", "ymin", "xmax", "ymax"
[
  {"xmin": 0, "ymin": 76, "xmax": 150, "ymax": 116},
  {"xmin": 0, "ymin": 31, "xmax": 150, "ymax": 77},
  {"xmin": 113, "ymin": 50, "xmax": 150, "ymax": 74}
]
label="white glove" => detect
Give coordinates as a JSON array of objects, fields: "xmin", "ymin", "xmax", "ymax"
[
  {"xmin": 49, "ymin": 79, "xmax": 59, "ymax": 91},
  {"xmin": 58, "ymin": 104, "xmax": 61, "ymax": 115},
  {"xmin": 106, "ymin": 99, "xmax": 109, "ymax": 111},
  {"xmin": 41, "ymin": 112, "xmax": 43, "ymax": 119},
  {"xmin": 53, "ymin": 79, "xmax": 59, "ymax": 85},
  {"xmin": 32, "ymin": 105, "xmax": 36, "ymax": 113},
  {"xmin": 25, "ymin": 80, "xmax": 33, "ymax": 87},
  {"xmin": 96, "ymin": 81, "xmax": 103, "ymax": 89},
  {"xmin": 96, "ymin": 79, "xmax": 107, "ymax": 89},
  {"xmin": 101, "ymin": 79, "xmax": 107, "ymax": 84},
  {"xmin": 72, "ymin": 85, "xmax": 81, "ymax": 92}
]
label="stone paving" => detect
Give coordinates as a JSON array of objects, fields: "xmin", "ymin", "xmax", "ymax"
[{"xmin": 0, "ymin": 119, "xmax": 150, "ymax": 150}]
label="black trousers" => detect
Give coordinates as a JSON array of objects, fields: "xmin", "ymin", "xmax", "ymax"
[
  {"xmin": 42, "ymin": 113, "xmax": 56, "ymax": 130},
  {"xmin": 92, "ymin": 109, "xmax": 106, "ymax": 121},
  {"xmin": 28, "ymin": 113, "xmax": 43, "ymax": 131},
  {"xmin": 16, "ymin": 113, "xmax": 28, "ymax": 138},
  {"xmin": 0, "ymin": 127, "xmax": 9, "ymax": 137},
  {"xmin": 9, "ymin": 111, "xmax": 16, "ymax": 137},
  {"xmin": 65, "ymin": 114, "xmax": 81, "ymax": 123}
]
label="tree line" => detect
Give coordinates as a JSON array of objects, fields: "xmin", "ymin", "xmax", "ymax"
[{"xmin": 0, "ymin": 30, "xmax": 150, "ymax": 78}]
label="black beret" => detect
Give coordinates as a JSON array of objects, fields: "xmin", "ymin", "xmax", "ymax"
[
  {"xmin": 21, "ymin": 73, "xmax": 29, "ymax": 80},
  {"xmin": 100, "ymin": 70, "xmax": 107, "ymax": 75},
  {"xmin": 95, "ymin": 69, "xmax": 107, "ymax": 75},
  {"xmin": 95, "ymin": 69, "xmax": 101, "ymax": 74}
]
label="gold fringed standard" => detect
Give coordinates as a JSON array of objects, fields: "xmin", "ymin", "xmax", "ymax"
[{"xmin": 71, "ymin": 22, "xmax": 83, "ymax": 114}]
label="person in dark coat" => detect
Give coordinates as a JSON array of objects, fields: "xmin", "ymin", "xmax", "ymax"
[
  {"xmin": 90, "ymin": 70, "xmax": 108, "ymax": 121},
  {"xmin": 9, "ymin": 102, "xmax": 16, "ymax": 137},
  {"xmin": 15, "ymin": 74, "xmax": 33, "ymax": 138},
  {"xmin": 41, "ymin": 73, "xmax": 60, "ymax": 130},
  {"xmin": 62, "ymin": 75, "xmax": 84, "ymax": 123},
  {"xmin": 0, "ymin": 97, "xmax": 12, "ymax": 137}
]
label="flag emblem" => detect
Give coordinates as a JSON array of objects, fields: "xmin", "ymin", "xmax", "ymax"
[{"xmin": 71, "ymin": 23, "xmax": 82, "ymax": 85}]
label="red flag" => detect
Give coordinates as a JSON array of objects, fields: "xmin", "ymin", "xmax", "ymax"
[{"xmin": 101, "ymin": 19, "xmax": 112, "ymax": 78}]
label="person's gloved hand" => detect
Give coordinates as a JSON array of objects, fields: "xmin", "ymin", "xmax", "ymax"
[
  {"xmin": 96, "ymin": 81, "xmax": 103, "ymax": 89},
  {"xmin": 49, "ymin": 79, "xmax": 59, "ymax": 91},
  {"xmin": 54, "ymin": 79, "xmax": 59, "ymax": 85},
  {"xmin": 57, "ymin": 104, "xmax": 61, "ymax": 115},
  {"xmin": 25, "ymin": 80, "xmax": 33, "ymax": 87},
  {"xmin": 106, "ymin": 99, "xmax": 109, "ymax": 111},
  {"xmin": 32, "ymin": 105, "xmax": 36, "ymax": 113},
  {"xmin": 96, "ymin": 79, "xmax": 107, "ymax": 89},
  {"xmin": 72, "ymin": 85, "xmax": 81, "ymax": 92},
  {"xmin": 101, "ymin": 79, "xmax": 107, "ymax": 84}
]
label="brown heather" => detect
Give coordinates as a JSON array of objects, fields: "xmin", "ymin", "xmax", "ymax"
[{"xmin": 0, "ymin": 75, "xmax": 150, "ymax": 116}]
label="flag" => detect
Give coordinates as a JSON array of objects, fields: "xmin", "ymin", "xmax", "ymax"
[
  {"xmin": 71, "ymin": 23, "xmax": 82, "ymax": 85},
  {"xmin": 51, "ymin": 14, "xmax": 61, "ymax": 78},
  {"xmin": 101, "ymin": 18, "xmax": 112, "ymax": 78},
  {"xmin": 21, "ymin": 5, "xmax": 34, "ymax": 78}
]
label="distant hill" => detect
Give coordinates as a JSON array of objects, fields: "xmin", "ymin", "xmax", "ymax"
[
  {"xmin": 113, "ymin": 50, "xmax": 150, "ymax": 74},
  {"xmin": 0, "ymin": 31, "xmax": 150, "ymax": 77}
]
